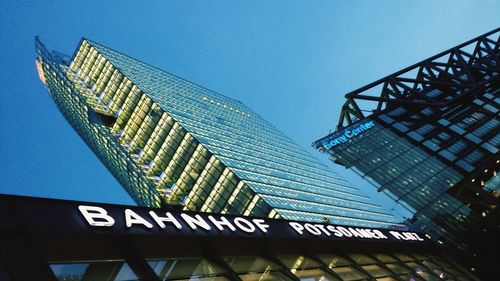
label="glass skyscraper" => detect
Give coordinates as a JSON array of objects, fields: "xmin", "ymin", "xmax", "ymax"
[
  {"xmin": 314, "ymin": 28, "xmax": 499, "ymax": 276},
  {"xmin": 35, "ymin": 37, "xmax": 403, "ymax": 229}
]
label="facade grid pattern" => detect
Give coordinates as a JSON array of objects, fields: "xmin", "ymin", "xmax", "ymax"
[
  {"xmin": 313, "ymin": 29, "xmax": 499, "ymax": 253},
  {"xmin": 36, "ymin": 37, "xmax": 403, "ymax": 229},
  {"xmin": 50, "ymin": 251, "xmax": 474, "ymax": 281}
]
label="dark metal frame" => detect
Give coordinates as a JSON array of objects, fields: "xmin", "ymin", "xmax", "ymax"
[
  {"xmin": 1, "ymin": 194, "xmax": 464, "ymax": 281},
  {"xmin": 337, "ymin": 28, "xmax": 499, "ymax": 129}
]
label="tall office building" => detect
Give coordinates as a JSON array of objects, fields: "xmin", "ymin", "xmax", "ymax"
[
  {"xmin": 314, "ymin": 29, "xmax": 499, "ymax": 274},
  {"xmin": 28, "ymin": 37, "xmax": 484, "ymax": 281},
  {"xmin": 35, "ymin": 37, "xmax": 403, "ymax": 229}
]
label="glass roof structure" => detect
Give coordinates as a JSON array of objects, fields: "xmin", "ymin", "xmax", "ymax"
[{"xmin": 313, "ymin": 28, "xmax": 499, "ymax": 264}]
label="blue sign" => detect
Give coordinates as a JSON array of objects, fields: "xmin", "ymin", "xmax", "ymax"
[{"xmin": 322, "ymin": 121, "xmax": 375, "ymax": 149}]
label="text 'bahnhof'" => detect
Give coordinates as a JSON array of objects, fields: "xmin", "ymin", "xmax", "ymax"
[{"xmin": 0, "ymin": 28, "xmax": 497, "ymax": 281}]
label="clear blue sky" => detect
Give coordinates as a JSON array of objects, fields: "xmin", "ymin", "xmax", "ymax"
[{"xmin": 0, "ymin": 1, "xmax": 498, "ymax": 220}]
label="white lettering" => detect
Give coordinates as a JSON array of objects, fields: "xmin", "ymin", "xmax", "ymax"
[
  {"xmin": 181, "ymin": 213, "xmax": 211, "ymax": 231},
  {"xmin": 208, "ymin": 216, "xmax": 236, "ymax": 232},
  {"xmin": 315, "ymin": 224, "xmax": 331, "ymax": 236},
  {"xmin": 411, "ymin": 232, "xmax": 425, "ymax": 241},
  {"xmin": 390, "ymin": 231, "xmax": 404, "ymax": 240},
  {"xmin": 348, "ymin": 227, "xmax": 364, "ymax": 238},
  {"xmin": 327, "ymin": 225, "xmax": 343, "ymax": 237},
  {"xmin": 252, "ymin": 219, "xmax": 270, "ymax": 233},
  {"xmin": 234, "ymin": 217, "xmax": 256, "ymax": 233},
  {"xmin": 403, "ymin": 232, "xmax": 414, "ymax": 240},
  {"xmin": 149, "ymin": 211, "xmax": 182, "ymax": 230},
  {"xmin": 337, "ymin": 227, "xmax": 353, "ymax": 237},
  {"xmin": 125, "ymin": 209, "xmax": 153, "ymax": 229},
  {"xmin": 372, "ymin": 230, "xmax": 388, "ymax": 239},
  {"xmin": 354, "ymin": 228, "xmax": 373, "ymax": 239},
  {"xmin": 289, "ymin": 222, "xmax": 304, "ymax": 235},
  {"xmin": 365, "ymin": 229, "xmax": 378, "ymax": 239},
  {"xmin": 304, "ymin": 223, "xmax": 322, "ymax": 236},
  {"xmin": 77, "ymin": 205, "xmax": 425, "ymax": 244},
  {"xmin": 401, "ymin": 232, "xmax": 421, "ymax": 241},
  {"xmin": 78, "ymin": 205, "xmax": 115, "ymax": 227}
]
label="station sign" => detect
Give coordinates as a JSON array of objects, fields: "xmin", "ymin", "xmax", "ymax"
[{"xmin": 78, "ymin": 204, "xmax": 426, "ymax": 243}]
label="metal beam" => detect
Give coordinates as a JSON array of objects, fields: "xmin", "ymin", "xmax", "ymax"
[
  {"xmin": 123, "ymin": 248, "xmax": 161, "ymax": 281},
  {"xmin": 337, "ymin": 28, "xmax": 500, "ymax": 129}
]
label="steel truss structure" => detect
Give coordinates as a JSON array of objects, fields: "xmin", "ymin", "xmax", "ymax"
[
  {"xmin": 315, "ymin": 29, "xmax": 500, "ymax": 279},
  {"xmin": 337, "ymin": 28, "xmax": 499, "ymax": 129}
]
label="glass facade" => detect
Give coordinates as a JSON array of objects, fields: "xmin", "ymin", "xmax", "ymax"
[
  {"xmin": 35, "ymin": 37, "xmax": 403, "ymax": 229},
  {"xmin": 316, "ymin": 117, "xmax": 479, "ymax": 249},
  {"xmin": 49, "ymin": 252, "xmax": 474, "ymax": 281},
  {"xmin": 315, "ymin": 83, "xmax": 499, "ymax": 252},
  {"xmin": 313, "ymin": 30, "xmax": 499, "ymax": 257},
  {"xmin": 50, "ymin": 261, "xmax": 139, "ymax": 281}
]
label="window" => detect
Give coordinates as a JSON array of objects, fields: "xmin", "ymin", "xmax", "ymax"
[
  {"xmin": 224, "ymin": 256, "xmax": 291, "ymax": 281},
  {"xmin": 148, "ymin": 258, "xmax": 227, "ymax": 281},
  {"xmin": 50, "ymin": 261, "xmax": 139, "ymax": 281},
  {"xmin": 279, "ymin": 255, "xmax": 338, "ymax": 281}
]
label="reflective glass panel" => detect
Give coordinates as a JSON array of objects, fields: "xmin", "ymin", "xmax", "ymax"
[
  {"xmin": 318, "ymin": 255, "xmax": 352, "ymax": 268},
  {"xmin": 292, "ymin": 268, "xmax": 339, "ymax": 281},
  {"xmin": 147, "ymin": 258, "xmax": 226, "ymax": 280},
  {"xmin": 348, "ymin": 254, "xmax": 376, "ymax": 265},
  {"xmin": 330, "ymin": 266, "xmax": 367, "ymax": 281},
  {"xmin": 224, "ymin": 256, "xmax": 280, "ymax": 273},
  {"xmin": 362, "ymin": 264, "xmax": 390, "ymax": 277},
  {"xmin": 394, "ymin": 254, "xmax": 413, "ymax": 262},
  {"xmin": 278, "ymin": 255, "xmax": 320, "ymax": 270},
  {"xmin": 278, "ymin": 255, "xmax": 338, "ymax": 281},
  {"xmin": 372, "ymin": 254, "xmax": 396, "ymax": 263},
  {"xmin": 239, "ymin": 271, "xmax": 291, "ymax": 281},
  {"xmin": 50, "ymin": 261, "xmax": 139, "ymax": 281},
  {"xmin": 384, "ymin": 263, "xmax": 409, "ymax": 275}
]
